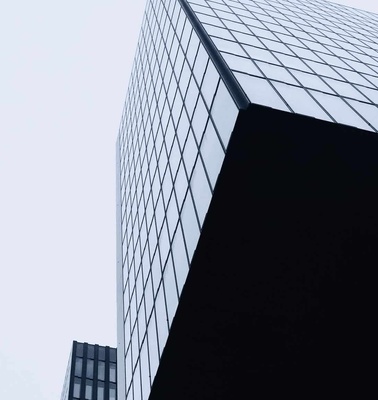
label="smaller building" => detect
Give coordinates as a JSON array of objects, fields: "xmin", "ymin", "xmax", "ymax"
[{"xmin": 61, "ymin": 341, "xmax": 117, "ymax": 400}]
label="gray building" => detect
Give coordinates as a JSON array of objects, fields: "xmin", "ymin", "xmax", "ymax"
[
  {"xmin": 60, "ymin": 341, "xmax": 117, "ymax": 400},
  {"xmin": 116, "ymin": 1, "xmax": 378, "ymax": 399}
]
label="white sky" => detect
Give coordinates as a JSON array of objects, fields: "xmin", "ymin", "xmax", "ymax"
[{"xmin": 0, "ymin": 1, "xmax": 377, "ymax": 399}]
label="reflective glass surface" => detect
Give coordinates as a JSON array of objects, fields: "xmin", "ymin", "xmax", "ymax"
[
  {"xmin": 187, "ymin": 0, "xmax": 378, "ymax": 132},
  {"xmin": 117, "ymin": 1, "xmax": 238, "ymax": 399}
]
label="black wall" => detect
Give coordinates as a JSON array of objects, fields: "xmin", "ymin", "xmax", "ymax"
[{"xmin": 149, "ymin": 104, "xmax": 378, "ymax": 398}]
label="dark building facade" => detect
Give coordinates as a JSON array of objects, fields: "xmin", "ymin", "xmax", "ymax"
[
  {"xmin": 116, "ymin": 1, "xmax": 378, "ymax": 399},
  {"xmin": 60, "ymin": 341, "xmax": 117, "ymax": 400}
]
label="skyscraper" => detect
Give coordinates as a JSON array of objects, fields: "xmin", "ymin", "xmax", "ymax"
[
  {"xmin": 116, "ymin": 1, "xmax": 378, "ymax": 398},
  {"xmin": 61, "ymin": 341, "xmax": 117, "ymax": 400}
]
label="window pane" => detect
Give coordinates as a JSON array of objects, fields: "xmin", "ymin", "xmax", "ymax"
[
  {"xmin": 256, "ymin": 61, "xmax": 298, "ymax": 85},
  {"xmin": 87, "ymin": 345, "xmax": 95, "ymax": 359},
  {"xmin": 109, "ymin": 383, "xmax": 117, "ymax": 400},
  {"xmin": 98, "ymin": 346, "xmax": 106, "ymax": 361},
  {"xmin": 345, "ymin": 100, "xmax": 378, "ymax": 132},
  {"xmin": 234, "ymin": 72, "xmax": 289, "ymax": 112},
  {"xmin": 191, "ymin": 157, "xmax": 212, "ymax": 227},
  {"xmin": 86, "ymin": 359, "xmax": 93, "ymax": 379},
  {"xmin": 310, "ymin": 91, "xmax": 371, "ymax": 130},
  {"xmin": 272, "ymin": 81, "xmax": 332, "ymax": 120},
  {"xmin": 200, "ymin": 120, "xmax": 224, "ymax": 190},
  {"xmin": 163, "ymin": 254, "xmax": 179, "ymax": 327},
  {"xmin": 98, "ymin": 361, "xmax": 105, "ymax": 381},
  {"xmin": 181, "ymin": 192, "xmax": 200, "ymax": 261},
  {"xmin": 110, "ymin": 362, "xmax": 117, "ymax": 383},
  {"xmin": 97, "ymin": 381, "xmax": 104, "ymax": 400},
  {"xmin": 222, "ymin": 52, "xmax": 263, "ymax": 76},
  {"xmin": 109, "ymin": 347, "xmax": 117, "ymax": 362},
  {"xmin": 211, "ymin": 80, "xmax": 239, "ymax": 148},
  {"xmin": 73, "ymin": 378, "xmax": 81, "ymax": 398},
  {"xmin": 85, "ymin": 380, "xmax": 93, "ymax": 400},
  {"xmin": 74, "ymin": 358, "xmax": 82, "ymax": 377},
  {"xmin": 76, "ymin": 343, "xmax": 83, "ymax": 357}
]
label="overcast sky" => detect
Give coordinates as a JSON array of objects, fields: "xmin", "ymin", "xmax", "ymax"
[{"xmin": 0, "ymin": 1, "xmax": 377, "ymax": 399}]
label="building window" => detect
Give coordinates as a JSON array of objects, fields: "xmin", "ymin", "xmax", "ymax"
[
  {"xmin": 86, "ymin": 359, "xmax": 94, "ymax": 379},
  {"xmin": 76, "ymin": 343, "xmax": 84, "ymax": 357},
  {"xmin": 109, "ymin": 362, "xmax": 116, "ymax": 382},
  {"xmin": 85, "ymin": 380, "xmax": 93, "ymax": 400},
  {"xmin": 97, "ymin": 381, "xmax": 104, "ymax": 400},
  {"xmin": 74, "ymin": 358, "xmax": 82, "ymax": 377},
  {"xmin": 87, "ymin": 344, "xmax": 95, "ymax": 359},
  {"xmin": 98, "ymin": 361, "xmax": 105, "ymax": 381},
  {"xmin": 73, "ymin": 377, "xmax": 81, "ymax": 398},
  {"xmin": 109, "ymin": 383, "xmax": 116, "ymax": 400},
  {"xmin": 98, "ymin": 346, "xmax": 106, "ymax": 361},
  {"xmin": 109, "ymin": 347, "xmax": 117, "ymax": 362}
]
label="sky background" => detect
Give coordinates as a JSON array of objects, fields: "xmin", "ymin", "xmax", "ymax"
[{"xmin": 0, "ymin": 0, "xmax": 377, "ymax": 399}]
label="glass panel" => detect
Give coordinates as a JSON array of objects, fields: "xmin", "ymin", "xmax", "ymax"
[
  {"xmin": 140, "ymin": 340, "xmax": 150, "ymax": 399},
  {"xmin": 191, "ymin": 156, "xmax": 212, "ymax": 227},
  {"xmin": 323, "ymin": 78, "xmax": 367, "ymax": 101},
  {"xmin": 183, "ymin": 131, "xmax": 198, "ymax": 179},
  {"xmin": 76, "ymin": 343, "xmax": 84, "ymax": 357},
  {"xmin": 345, "ymin": 100, "xmax": 378, "ymax": 132},
  {"xmin": 110, "ymin": 362, "xmax": 117, "ymax": 383},
  {"xmin": 256, "ymin": 61, "xmax": 298, "ymax": 85},
  {"xmin": 211, "ymin": 80, "xmax": 239, "ymax": 148},
  {"xmin": 310, "ymin": 91, "xmax": 372, "ymax": 130},
  {"xmin": 181, "ymin": 192, "xmax": 200, "ymax": 261},
  {"xmin": 204, "ymin": 24, "xmax": 234, "ymax": 40},
  {"xmin": 221, "ymin": 52, "xmax": 263, "ymax": 76},
  {"xmin": 145, "ymin": 272, "xmax": 154, "ymax": 321},
  {"xmin": 155, "ymin": 284, "xmax": 169, "ymax": 355},
  {"xmin": 200, "ymin": 120, "xmax": 225, "ymax": 190},
  {"xmin": 147, "ymin": 313, "xmax": 159, "ymax": 380},
  {"xmin": 163, "ymin": 254, "xmax": 179, "ymax": 327},
  {"xmin": 243, "ymin": 45, "xmax": 279, "ymax": 64},
  {"xmin": 192, "ymin": 96, "xmax": 208, "ymax": 143},
  {"xmin": 109, "ymin": 383, "xmax": 117, "ymax": 400},
  {"xmin": 75, "ymin": 358, "xmax": 82, "ymax": 377},
  {"xmin": 172, "ymin": 223, "xmax": 189, "ymax": 293},
  {"xmin": 274, "ymin": 53, "xmax": 312, "ymax": 72},
  {"xmin": 234, "ymin": 73, "xmax": 289, "ymax": 112},
  {"xmin": 86, "ymin": 359, "xmax": 93, "ymax": 379},
  {"xmin": 125, "ymin": 349, "xmax": 132, "ymax": 394},
  {"xmin": 357, "ymin": 85, "xmax": 378, "ymax": 104},
  {"xmin": 272, "ymin": 82, "xmax": 332, "ymax": 120},
  {"xmin": 334, "ymin": 67, "xmax": 374, "ymax": 87},
  {"xmin": 97, "ymin": 382, "xmax": 104, "ymax": 400},
  {"xmin": 260, "ymin": 38, "xmax": 293, "ymax": 55},
  {"xmin": 98, "ymin": 346, "xmax": 106, "ymax": 361},
  {"xmin": 201, "ymin": 61, "xmax": 219, "ymax": 108},
  {"xmin": 98, "ymin": 361, "xmax": 105, "ymax": 381},
  {"xmin": 290, "ymin": 70, "xmax": 332, "ymax": 92},
  {"xmin": 185, "ymin": 77, "xmax": 199, "ymax": 120},
  {"xmin": 73, "ymin": 378, "xmax": 81, "ymax": 398},
  {"xmin": 87, "ymin": 345, "xmax": 95, "ymax": 359},
  {"xmin": 232, "ymin": 31, "xmax": 263, "ymax": 48},
  {"xmin": 159, "ymin": 222, "xmax": 170, "ymax": 267},
  {"xmin": 85, "ymin": 380, "xmax": 93, "ymax": 400},
  {"xmin": 289, "ymin": 45, "xmax": 323, "ymax": 62},
  {"xmin": 211, "ymin": 36, "xmax": 244, "ymax": 56}
]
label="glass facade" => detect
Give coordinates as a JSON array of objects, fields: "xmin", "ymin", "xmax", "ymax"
[
  {"xmin": 116, "ymin": 1, "xmax": 239, "ymax": 399},
  {"xmin": 187, "ymin": 0, "xmax": 378, "ymax": 131},
  {"xmin": 60, "ymin": 341, "xmax": 117, "ymax": 400},
  {"xmin": 116, "ymin": 1, "xmax": 378, "ymax": 400}
]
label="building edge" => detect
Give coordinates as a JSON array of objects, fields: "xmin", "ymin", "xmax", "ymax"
[{"xmin": 115, "ymin": 137, "xmax": 126, "ymax": 400}]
